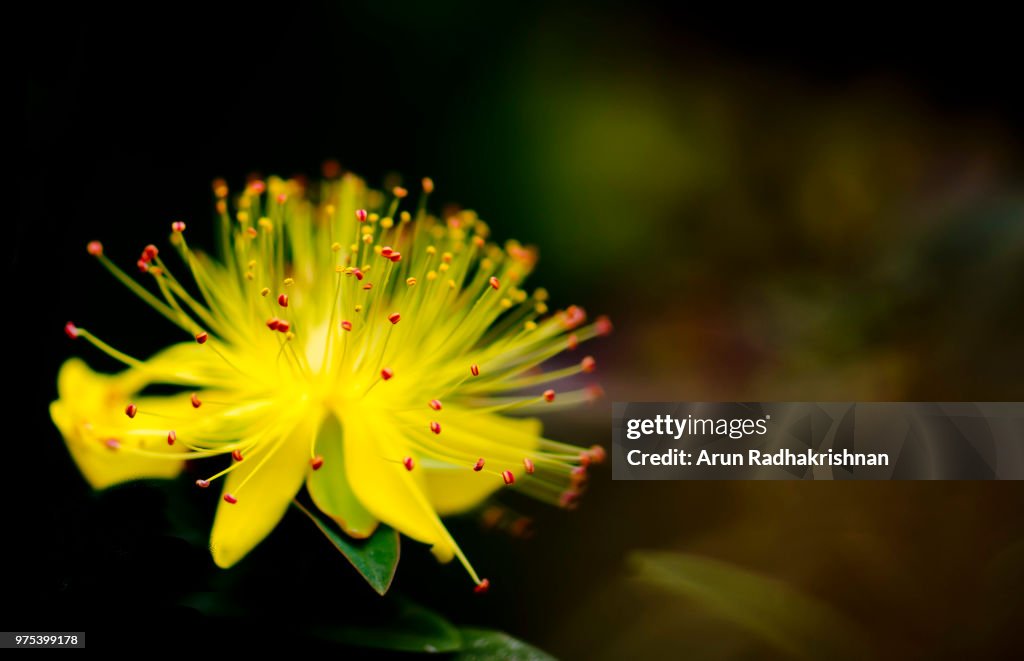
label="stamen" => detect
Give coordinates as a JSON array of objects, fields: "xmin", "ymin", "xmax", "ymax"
[
  {"xmin": 167, "ymin": 430, "xmax": 176, "ymax": 445},
  {"xmin": 474, "ymin": 458, "xmax": 485, "ymax": 472},
  {"xmin": 470, "ymin": 364, "xmax": 480, "ymax": 377},
  {"xmin": 422, "ymin": 177, "xmax": 434, "ymax": 193},
  {"xmin": 277, "ymin": 321, "xmax": 291, "ymax": 333},
  {"xmin": 171, "ymin": 221, "xmax": 186, "ymax": 232},
  {"xmin": 105, "ymin": 438, "xmax": 120, "ymax": 450},
  {"xmin": 125, "ymin": 403, "xmax": 138, "ymax": 419},
  {"xmin": 381, "ymin": 367, "xmax": 394, "ymax": 381},
  {"xmin": 523, "ymin": 458, "xmax": 535, "ymax": 474},
  {"xmin": 231, "ymin": 450, "xmax": 244, "ymax": 462},
  {"xmin": 64, "ymin": 322, "xmax": 80, "ymax": 339},
  {"xmin": 595, "ymin": 315, "xmax": 613, "ymax": 336},
  {"xmin": 87, "ymin": 241, "xmax": 103, "ymax": 256},
  {"xmin": 543, "ymin": 389, "xmax": 556, "ymax": 402},
  {"xmin": 393, "ymin": 186, "xmax": 408, "ymax": 198},
  {"xmin": 502, "ymin": 470, "xmax": 515, "ymax": 485},
  {"xmin": 190, "ymin": 393, "xmax": 202, "ymax": 408},
  {"xmin": 588, "ymin": 445, "xmax": 606, "ymax": 463},
  {"xmin": 277, "ymin": 294, "xmax": 288, "ymax": 307},
  {"xmin": 266, "ymin": 317, "xmax": 281, "ymax": 330},
  {"xmin": 430, "ymin": 421, "xmax": 441, "ymax": 434},
  {"xmin": 195, "ymin": 479, "xmax": 210, "ymax": 488},
  {"xmin": 429, "ymin": 399, "xmax": 442, "ymax": 411},
  {"xmin": 311, "ymin": 456, "xmax": 324, "ymax": 470},
  {"xmin": 260, "ymin": 287, "xmax": 270, "ymax": 297},
  {"xmin": 195, "ymin": 332, "xmax": 209, "ymax": 344},
  {"xmin": 223, "ymin": 493, "xmax": 238, "ymax": 504},
  {"xmin": 489, "ymin": 276, "xmax": 500, "ymax": 290},
  {"xmin": 403, "ymin": 456, "xmax": 415, "ymax": 471},
  {"xmin": 474, "ymin": 578, "xmax": 490, "ymax": 594},
  {"xmin": 567, "ymin": 334, "xmax": 579, "ymax": 350},
  {"xmin": 356, "ymin": 209, "xmax": 368, "ymax": 222},
  {"xmin": 581, "ymin": 356, "xmax": 596, "ymax": 373},
  {"xmin": 341, "ymin": 320, "xmax": 353, "ymax": 331},
  {"xmin": 142, "ymin": 244, "xmax": 159, "ymax": 262},
  {"xmin": 388, "ymin": 313, "xmax": 401, "ymax": 324}
]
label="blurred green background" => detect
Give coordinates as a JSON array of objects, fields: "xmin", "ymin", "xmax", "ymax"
[{"xmin": 17, "ymin": 1, "xmax": 1024, "ymax": 657}]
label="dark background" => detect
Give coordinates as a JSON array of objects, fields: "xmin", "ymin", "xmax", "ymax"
[{"xmin": 12, "ymin": 2, "xmax": 1024, "ymax": 656}]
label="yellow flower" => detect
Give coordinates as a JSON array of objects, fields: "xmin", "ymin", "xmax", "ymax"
[{"xmin": 52, "ymin": 172, "xmax": 609, "ymax": 588}]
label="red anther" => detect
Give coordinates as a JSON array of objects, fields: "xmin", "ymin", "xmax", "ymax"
[
  {"xmin": 474, "ymin": 578, "xmax": 490, "ymax": 594},
  {"xmin": 489, "ymin": 276, "xmax": 500, "ymax": 290},
  {"xmin": 105, "ymin": 438, "xmax": 120, "ymax": 450},
  {"xmin": 402, "ymin": 456, "xmax": 415, "ymax": 471},
  {"xmin": 223, "ymin": 493, "xmax": 238, "ymax": 504},
  {"xmin": 276, "ymin": 321, "xmax": 291, "ymax": 333},
  {"xmin": 277, "ymin": 293, "xmax": 289, "ymax": 307},
  {"xmin": 523, "ymin": 457, "xmax": 535, "ymax": 474},
  {"xmin": 381, "ymin": 246, "xmax": 394, "ymax": 258},
  {"xmin": 567, "ymin": 334, "xmax": 579, "ymax": 350},
  {"xmin": 571, "ymin": 466, "xmax": 588, "ymax": 486},
  {"xmin": 142, "ymin": 244, "xmax": 159, "ymax": 262},
  {"xmin": 586, "ymin": 384, "xmax": 605, "ymax": 400},
  {"xmin": 595, "ymin": 315, "xmax": 613, "ymax": 336},
  {"xmin": 470, "ymin": 364, "xmax": 480, "ymax": 377},
  {"xmin": 266, "ymin": 317, "xmax": 281, "ymax": 330},
  {"xmin": 231, "ymin": 450, "xmax": 244, "ymax": 462},
  {"xmin": 473, "ymin": 458, "xmax": 485, "ymax": 472},
  {"xmin": 581, "ymin": 356, "xmax": 596, "ymax": 373},
  {"xmin": 562, "ymin": 305, "xmax": 587, "ymax": 329},
  {"xmin": 353, "ymin": 269, "xmax": 364, "ymax": 280},
  {"xmin": 579, "ymin": 452, "xmax": 591, "ymax": 468},
  {"xmin": 502, "ymin": 470, "xmax": 515, "ymax": 485},
  {"xmin": 381, "ymin": 367, "xmax": 394, "ymax": 381},
  {"xmin": 250, "ymin": 180, "xmax": 266, "ymax": 194},
  {"xmin": 430, "ymin": 421, "xmax": 441, "ymax": 434},
  {"xmin": 195, "ymin": 331, "xmax": 209, "ymax": 344},
  {"xmin": 473, "ymin": 236, "xmax": 485, "ymax": 248},
  {"xmin": 588, "ymin": 444, "xmax": 607, "ymax": 464},
  {"xmin": 355, "ymin": 209, "xmax": 368, "ymax": 222},
  {"xmin": 276, "ymin": 193, "xmax": 288, "ymax": 204},
  {"xmin": 246, "ymin": 227, "xmax": 258, "ymax": 238},
  {"xmin": 393, "ymin": 186, "xmax": 408, "ymax": 198},
  {"xmin": 167, "ymin": 430, "xmax": 176, "ymax": 446},
  {"xmin": 362, "ymin": 283, "xmax": 373, "ymax": 290},
  {"xmin": 64, "ymin": 321, "xmax": 80, "ymax": 339},
  {"xmin": 429, "ymin": 399, "xmax": 442, "ymax": 411},
  {"xmin": 125, "ymin": 403, "xmax": 137, "ymax": 419},
  {"xmin": 559, "ymin": 491, "xmax": 580, "ymax": 508},
  {"xmin": 86, "ymin": 241, "xmax": 104, "ymax": 256},
  {"xmin": 171, "ymin": 221, "xmax": 186, "ymax": 233},
  {"xmin": 388, "ymin": 312, "xmax": 401, "ymax": 324},
  {"xmin": 422, "ymin": 177, "xmax": 434, "ymax": 194},
  {"xmin": 137, "ymin": 259, "xmax": 149, "ymax": 273},
  {"xmin": 322, "ymin": 159, "xmax": 341, "ymax": 179},
  {"xmin": 311, "ymin": 455, "xmax": 324, "ymax": 470},
  {"xmin": 543, "ymin": 389, "xmax": 556, "ymax": 403},
  {"xmin": 341, "ymin": 320, "xmax": 353, "ymax": 331},
  {"xmin": 388, "ymin": 252, "xmax": 402, "ymax": 263},
  {"xmin": 190, "ymin": 393, "xmax": 202, "ymax": 408},
  {"xmin": 195, "ymin": 479, "xmax": 210, "ymax": 488}
]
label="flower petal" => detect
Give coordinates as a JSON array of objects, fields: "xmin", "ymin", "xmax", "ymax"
[
  {"xmin": 306, "ymin": 414, "xmax": 379, "ymax": 538},
  {"xmin": 209, "ymin": 420, "xmax": 311, "ymax": 568},
  {"xmin": 51, "ymin": 358, "xmax": 185, "ymax": 489},
  {"xmin": 343, "ymin": 413, "xmax": 471, "ymax": 572},
  {"xmin": 423, "ymin": 415, "xmax": 542, "ymax": 516}
]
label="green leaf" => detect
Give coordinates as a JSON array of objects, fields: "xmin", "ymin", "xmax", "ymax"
[
  {"xmin": 315, "ymin": 597, "xmax": 463, "ymax": 653},
  {"xmin": 293, "ymin": 500, "xmax": 399, "ymax": 596},
  {"xmin": 453, "ymin": 629, "xmax": 556, "ymax": 661},
  {"xmin": 629, "ymin": 551, "xmax": 868, "ymax": 660}
]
